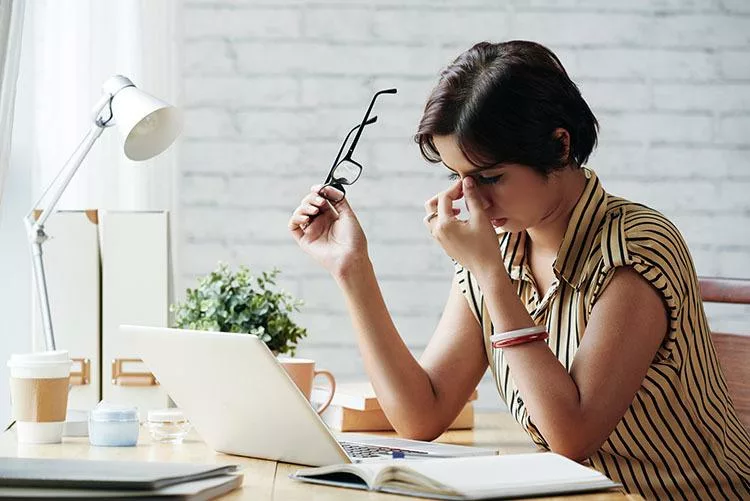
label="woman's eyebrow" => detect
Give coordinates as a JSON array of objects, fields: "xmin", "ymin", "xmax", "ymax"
[{"xmin": 443, "ymin": 163, "xmax": 502, "ymax": 176}]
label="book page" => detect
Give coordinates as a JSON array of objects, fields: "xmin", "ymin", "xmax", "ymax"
[
  {"xmin": 294, "ymin": 461, "xmax": 394, "ymax": 489},
  {"xmin": 384, "ymin": 453, "xmax": 612, "ymax": 497}
]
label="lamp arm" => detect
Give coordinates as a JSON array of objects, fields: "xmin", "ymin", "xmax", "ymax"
[
  {"xmin": 26, "ymin": 125, "xmax": 105, "ymax": 230},
  {"xmin": 25, "ymin": 122, "xmax": 105, "ymax": 351},
  {"xmin": 26, "ymin": 90, "xmax": 114, "ymax": 230}
]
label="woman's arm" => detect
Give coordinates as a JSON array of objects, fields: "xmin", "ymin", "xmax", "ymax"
[
  {"xmin": 335, "ymin": 256, "xmax": 488, "ymax": 441},
  {"xmin": 477, "ymin": 264, "xmax": 667, "ymax": 461},
  {"xmin": 427, "ymin": 176, "xmax": 668, "ymax": 460},
  {"xmin": 289, "ymin": 184, "xmax": 487, "ymax": 441}
]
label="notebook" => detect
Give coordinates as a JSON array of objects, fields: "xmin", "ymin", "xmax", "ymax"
[
  {"xmin": 0, "ymin": 458, "xmax": 239, "ymax": 490},
  {"xmin": 290, "ymin": 452, "xmax": 620, "ymax": 500}
]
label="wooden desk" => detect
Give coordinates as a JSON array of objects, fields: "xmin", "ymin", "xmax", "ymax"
[{"xmin": 0, "ymin": 413, "xmax": 641, "ymax": 500}]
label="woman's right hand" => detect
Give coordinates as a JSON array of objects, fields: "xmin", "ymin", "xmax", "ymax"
[{"xmin": 288, "ymin": 184, "xmax": 368, "ymax": 277}]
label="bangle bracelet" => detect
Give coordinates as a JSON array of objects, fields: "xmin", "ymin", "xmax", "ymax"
[
  {"xmin": 490, "ymin": 325, "xmax": 546, "ymax": 345},
  {"xmin": 492, "ymin": 331, "xmax": 549, "ymax": 349}
]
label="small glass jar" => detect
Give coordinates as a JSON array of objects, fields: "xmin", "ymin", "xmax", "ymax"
[
  {"xmin": 147, "ymin": 409, "xmax": 191, "ymax": 444},
  {"xmin": 88, "ymin": 402, "xmax": 139, "ymax": 447}
]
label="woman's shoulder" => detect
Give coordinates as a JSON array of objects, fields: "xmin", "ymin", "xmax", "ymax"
[
  {"xmin": 603, "ymin": 194, "xmax": 687, "ymax": 251},
  {"xmin": 597, "ymin": 193, "xmax": 694, "ymax": 304}
]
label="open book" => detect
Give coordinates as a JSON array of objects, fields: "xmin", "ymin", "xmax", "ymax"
[{"xmin": 290, "ymin": 452, "xmax": 620, "ymax": 500}]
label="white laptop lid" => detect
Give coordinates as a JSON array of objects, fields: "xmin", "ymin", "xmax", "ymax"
[{"xmin": 123, "ymin": 325, "xmax": 350, "ymax": 466}]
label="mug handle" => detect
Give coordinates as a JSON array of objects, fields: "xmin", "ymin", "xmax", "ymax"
[{"xmin": 312, "ymin": 370, "xmax": 336, "ymax": 415}]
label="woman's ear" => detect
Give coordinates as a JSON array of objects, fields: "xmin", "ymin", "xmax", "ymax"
[{"xmin": 552, "ymin": 128, "xmax": 571, "ymax": 165}]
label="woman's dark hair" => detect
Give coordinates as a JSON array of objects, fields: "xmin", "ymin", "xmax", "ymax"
[{"xmin": 415, "ymin": 41, "xmax": 598, "ymax": 176}]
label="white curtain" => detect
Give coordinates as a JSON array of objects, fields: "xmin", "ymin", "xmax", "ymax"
[
  {"xmin": 0, "ymin": 0, "xmax": 180, "ymax": 426},
  {"xmin": 27, "ymin": 0, "xmax": 180, "ymax": 211},
  {"xmin": 0, "ymin": 0, "xmax": 25, "ymax": 207}
]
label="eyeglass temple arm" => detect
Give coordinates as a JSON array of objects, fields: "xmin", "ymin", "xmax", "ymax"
[
  {"xmin": 344, "ymin": 88, "xmax": 397, "ymax": 159},
  {"xmin": 326, "ymin": 116, "xmax": 378, "ymax": 182}
]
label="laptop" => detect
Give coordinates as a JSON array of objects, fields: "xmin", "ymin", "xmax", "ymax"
[{"xmin": 123, "ymin": 325, "xmax": 498, "ymax": 467}]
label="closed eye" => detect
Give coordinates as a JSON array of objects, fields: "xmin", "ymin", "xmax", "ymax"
[
  {"xmin": 446, "ymin": 172, "xmax": 503, "ymax": 184},
  {"xmin": 476, "ymin": 174, "xmax": 503, "ymax": 185}
]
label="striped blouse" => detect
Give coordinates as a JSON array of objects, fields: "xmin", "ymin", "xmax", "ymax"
[{"xmin": 456, "ymin": 168, "xmax": 750, "ymax": 499}]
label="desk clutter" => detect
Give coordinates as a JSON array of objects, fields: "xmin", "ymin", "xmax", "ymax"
[
  {"xmin": 311, "ymin": 382, "xmax": 477, "ymax": 432},
  {"xmin": 86, "ymin": 404, "xmax": 191, "ymax": 446},
  {"xmin": 0, "ymin": 457, "xmax": 242, "ymax": 499},
  {"xmin": 0, "ymin": 411, "xmax": 629, "ymax": 501}
]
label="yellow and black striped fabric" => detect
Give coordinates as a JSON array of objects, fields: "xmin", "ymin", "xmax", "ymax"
[{"xmin": 456, "ymin": 169, "xmax": 750, "ymax": 499}]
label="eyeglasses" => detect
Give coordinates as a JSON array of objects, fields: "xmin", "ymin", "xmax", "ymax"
[{"xmin": 320, "ymin": 88, "xmax": 397, "ymax": 202}]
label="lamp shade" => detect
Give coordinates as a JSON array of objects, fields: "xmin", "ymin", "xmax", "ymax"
[{"xmin": 106, "ymin": 79, "xmax": 182, "ymax": 161}]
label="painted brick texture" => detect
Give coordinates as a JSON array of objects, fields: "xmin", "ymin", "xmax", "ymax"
[{"xmin": 180, "ymin": 1, "xmax": 750, "ymax": 409}]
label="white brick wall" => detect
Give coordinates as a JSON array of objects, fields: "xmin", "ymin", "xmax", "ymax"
[{"xmin": 179, "ymin": 0, "xmax": 750, "ymax": 410}]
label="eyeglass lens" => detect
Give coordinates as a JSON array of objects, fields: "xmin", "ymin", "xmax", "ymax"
[{"xmin": 331, "ymin": 159, "xmax": 362, "ymax": 185}]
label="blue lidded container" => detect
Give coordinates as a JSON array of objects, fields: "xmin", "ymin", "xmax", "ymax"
[{"xmin": 88, "ymin": 402, "xmax": 139, "ymax": 447}]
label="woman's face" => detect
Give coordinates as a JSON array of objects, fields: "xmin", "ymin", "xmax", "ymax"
[{"xmin": 432, "ymin": 134, "xmax": 565, "ymax": 233}]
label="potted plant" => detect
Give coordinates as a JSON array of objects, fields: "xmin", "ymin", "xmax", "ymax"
[{"xmin": 171, "ymin": 262, "xmax": 307, "ymax": 356}]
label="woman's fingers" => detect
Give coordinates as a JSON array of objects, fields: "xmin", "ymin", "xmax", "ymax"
[
  {"xmin": 289, "ymin": 190, "xmax": 324, "ymax": 232},
  {"xmin": 288, "ymin": 213, "xmax": 310, "ymax": 231},
  {"xmin": 424, "ymin": 180, "xmax": 462, "ymax": 232},
  {"xmin": 290, "ymin": 184, "xmax": 342, "ymax": 238},
  {"xmin": 424, "ymin": 194, "xmax": 439, "ymax": 215},
  {"xmin": 310, "ymin": 184, "xmax": 345, "ymax": 218},
  {"xmin": 314, "ymin": 184, "xmax": 345, "ymax": 203},
  {"xmin": 436, "ymin": 180, "xmax": 464, "ymax": 220},
  {"xmin": 303, "ymin": 191, "xmax": 328, "ymax": 209},
  {"xmin": 423, "ymin": 208, "xmax": 461, "ymax": 229},
  {"xmin": 425, "ymin": 179, "xmax": 463, "ymax": 219},
  {"xmin": 299, "ymin": 202, "xmax": 320, "ymax": 217}
]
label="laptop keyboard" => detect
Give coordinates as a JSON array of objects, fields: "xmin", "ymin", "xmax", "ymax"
[{"xmin": 339, "ymin": 441, "xmax": 431, "ymax": 459}]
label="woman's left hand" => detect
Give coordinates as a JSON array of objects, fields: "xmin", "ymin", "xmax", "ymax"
[{"xmin": 424, "ymin": 176, "xmax": 504, "ymax": 277}]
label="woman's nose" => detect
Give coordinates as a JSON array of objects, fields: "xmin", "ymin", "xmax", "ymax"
[{"xmin": 476, "ymin": 188, "xmax": 492, "ymax": 210}]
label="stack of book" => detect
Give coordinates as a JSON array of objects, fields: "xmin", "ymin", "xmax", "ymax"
[
  {"xmin": 311, "ymin": 382, "xmax": 477, "ymax": 432},
  {"xmin": 0, "ymin": 458, "xmax": 242, "ymax": 499}
]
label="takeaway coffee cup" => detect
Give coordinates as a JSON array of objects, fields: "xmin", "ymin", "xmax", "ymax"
[{"xmin": 7, "ymin": 350, "xmax": 71, "ymax": 444}]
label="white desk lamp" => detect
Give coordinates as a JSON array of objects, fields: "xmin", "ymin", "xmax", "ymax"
[{"xmin": 24, "ymin": 75, "xmax": 182, "ymax": 352}]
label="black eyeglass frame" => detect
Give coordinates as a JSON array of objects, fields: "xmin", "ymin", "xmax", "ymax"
[{"xmin": 320, "ymin": 88, "xmax": 398, "ymax": 202}]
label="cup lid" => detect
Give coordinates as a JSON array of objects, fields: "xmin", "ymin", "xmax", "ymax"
[
  {"xmin": 147, "ymin": 408, "xmax": 186, "ymax": 423},
  {"xmin": 8, "ymin": 350, "xmax": 70, "ymax": 368},
  {"xmin": 90, "ymin": 401, "xmax": 139, "ymax": 422}
]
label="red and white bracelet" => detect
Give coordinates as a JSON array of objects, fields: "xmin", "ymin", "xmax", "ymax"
[{"xmin": 490, "ymin": 325, "xmax": 549, "ymax": 349}]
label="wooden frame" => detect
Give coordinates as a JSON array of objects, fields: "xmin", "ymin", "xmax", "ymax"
[{"xmin": 698, "ymin": 277, "xmax": 750, "ymax": 431}]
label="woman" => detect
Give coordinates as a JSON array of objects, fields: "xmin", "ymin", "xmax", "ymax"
[{"xmin": 288, "ymin": 41, "xmax": 750, "ymax": 499}]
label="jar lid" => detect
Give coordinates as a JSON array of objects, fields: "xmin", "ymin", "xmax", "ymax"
[
  {"xmin": 90, "ymin": 402, "xmax": 139, "ymax": 422},
  {"xmin": 148, "ymin": 408, "xmax": 186, "ymax": 423}
]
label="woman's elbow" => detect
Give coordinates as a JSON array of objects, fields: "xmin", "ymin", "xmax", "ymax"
[
  {"xmin": 394, "ymin": 425, "xmax": 443, "ymax": 442},
  {"xmin": 546, "ymin": 435, "xmax": 602, "ymax": 463},
  {"xmin": 392, "ymin": 420, "xmax": 445, "ymax": 442}
]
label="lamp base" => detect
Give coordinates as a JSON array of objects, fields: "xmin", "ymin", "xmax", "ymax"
[{"xmin": 62, "ymin": 409, "xmax": 89, "ymax": 437}]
